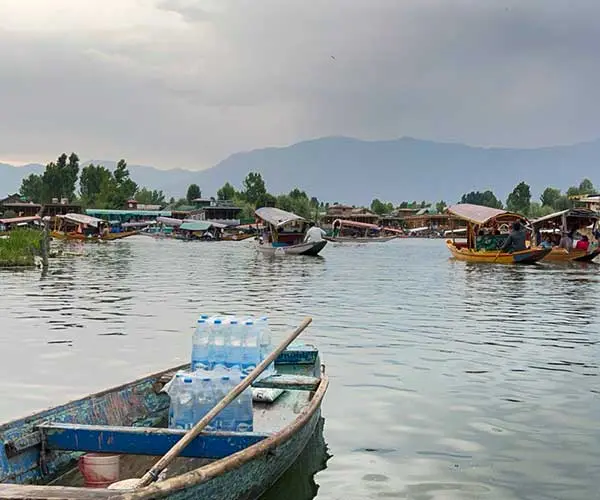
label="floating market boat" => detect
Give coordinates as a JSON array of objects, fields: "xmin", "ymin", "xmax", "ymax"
[
  {"xmin": 51, "ymin": 214, "xmax": 138, "ymax": 242},
  {"xmin": 531, "ymin": 208, "xmax": 600, "ymax": 262},
  {"xmin": 255, "ymin": 207, "xmax": 327, "ymax": 256},
  {"xmin": 327, "ymin": 219, "xmax": 401, "ymax": 243},
  {"xmin": 0, "ymin": 344, "xmax": 328, "ymax": 499},
  {"xmin": 445, "ymin": 203, "xmax": 550, "ymax": 264}
]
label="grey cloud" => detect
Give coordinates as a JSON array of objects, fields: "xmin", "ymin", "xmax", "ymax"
[{"xmin": 1, "ymin": 0, "xmax": 600, "ymax": 170}]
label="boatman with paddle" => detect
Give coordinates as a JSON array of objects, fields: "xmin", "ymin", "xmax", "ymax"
[
  {"xmin": 500, "ymin": 221, "xmax": 527, "ymax": 253},
  {"xmin": 304, "ymin": 221, "xmax": 326, "ymax": 243}
]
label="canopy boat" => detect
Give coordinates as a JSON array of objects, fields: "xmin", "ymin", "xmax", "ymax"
[
  {"xmin": 255, "ymin": 207, "xmax": 327, "ymax": 256},
  {"xmin": 445, "ymin": 203, "xmax": 550, "ymax": 264},
  {"xmin": 327, "ymin": 219, "xmax": 400, "ymax": 243},
  {"xmin": 531, "ymin": 208, "xmax": 600, "ymax": 262},
  {"xmin": 0, "ymin": 216, "xmax": 41, "ymax": 236},
  {"xmin": 0, "ymin": 344, "xmax": 328, "ymax": 499},
  {"xmin": 51, "ymin": 214, "xmax": 138, "ymax": 242}
]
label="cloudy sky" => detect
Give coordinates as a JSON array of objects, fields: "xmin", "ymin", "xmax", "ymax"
[{"xmin": 0, "ymin": 0, "xmax": 598, "ymax": 169}]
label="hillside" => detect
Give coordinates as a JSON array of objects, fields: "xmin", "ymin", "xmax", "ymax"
[{"xmin": 2, "ymin": 137, "xmax": 600, "ymax": 205}]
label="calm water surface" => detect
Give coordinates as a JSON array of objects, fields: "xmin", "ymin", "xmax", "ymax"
[{"xmin": 1, "ymin": 237, "xmax": 599, "ymax": 499}]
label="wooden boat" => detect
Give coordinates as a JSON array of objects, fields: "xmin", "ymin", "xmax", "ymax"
[
  {"xmin": 326, "ymin": 219, "xmax": 401, "ymax": 243},
  {"xmin": 530, "ymin": 208, "xmax": 600, "ymax": 262},
  {"xmin": 445, "ymin": 203, "xmax": 551, "ymax": 264},
  {"xmin": 0, "ymin": 216, "xmax": 42, "ymax": 236},
  {"xmin": 255, "ymin": 208, "xmax": 327, "ymax": 256},
  {"xmin": 0, "ymin": 344, "xmax": 328, "ymax": 499},
  {"xmin": 221, "ymin": 233, "xmax": 255, "ymax": 242},
  {"xmin": 52, "ymin": 214, "xmax": 138, "ymax": 242}
]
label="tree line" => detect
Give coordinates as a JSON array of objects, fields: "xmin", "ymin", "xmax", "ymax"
[{"xmin": 19, "ymin": 153, "xmax": 166, "ymax": 209}]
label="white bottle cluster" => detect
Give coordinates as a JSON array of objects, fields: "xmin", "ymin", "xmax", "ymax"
[{"xmin": 167, "ymin": 314, "xmax": 276, "ymax": 432}]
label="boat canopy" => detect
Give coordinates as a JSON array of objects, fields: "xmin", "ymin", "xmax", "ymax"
[
  {"xmin": 531, "ymin": 208, "xmax": 599, "ymax": 226},
  {"xmin": 409, "ymin": 226, "xmax": 430, "ymax": 233},
  {"xmin": 334, "ymin": 219, "xmax": 380, "ymax": 230},
  {"xmin": 382, "ymin": 227, "xmax": 405, "ymax": 234},
  {"xmin": 0, "ymin": 215, "xmax": 40, "ymax": 224},
  {"xmin": 156, "ymin": 216, "xmax": 183, "ymax": 226},
  {"xmin": 180, "ymin": 221, "xmax": 213, "ymax": 231},
  {"xmin": 204, "ymin": 220, "xmax": 228, "ymax": 229},
  {"xmin": 447, "ymin": 204, "xmax": 523, "ymax": 225},
  {"xmin": 255, "ymin": 207, "xmax": 305, "ymax": 228},
  {"xmin": 62, "ymin": 213, "xmax": 104, "ymax": 228}
]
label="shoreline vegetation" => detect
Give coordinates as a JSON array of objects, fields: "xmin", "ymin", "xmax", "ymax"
[{"xmin": 0, "ymin": 229, "xmax": 44, "ymax": 267}]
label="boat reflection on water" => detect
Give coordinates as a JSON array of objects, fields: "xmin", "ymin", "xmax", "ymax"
[{"xmin": 260, "ymin": 417, "xmax": 331, "ymax": 500}]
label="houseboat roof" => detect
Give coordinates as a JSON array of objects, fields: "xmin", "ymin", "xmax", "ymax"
[
  {"xmin": 61, "ymin": 213, "xmax": 104, "ymax": 228},
  {"xmin": 447, "ymin": 204, "xmax": 523, "ymax": 225},
  {"xmin": 86, "ymin": 209, "xmax": 173, "ymax": 217},
  {"xmin": 0, "ymin": 215, "xmax": 41, "ymax": 224},
  {"xmin": 255, "ymin": 207, "xmax": 305, "ymax": 228},
  {"xmin": 334, "ymin": 219, "xmax": 380, "ymax": 230},
  {"xmin": 531, "ymin": 208, "xmax": 599, "ymax": 225}
]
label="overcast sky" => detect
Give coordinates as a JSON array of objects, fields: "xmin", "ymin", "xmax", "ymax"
[{"xmin": 0, "ymin": 0, "xmax": 598, "ymax": 169}]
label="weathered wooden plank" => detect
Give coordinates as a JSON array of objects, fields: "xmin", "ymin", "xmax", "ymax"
[
  {"xmin": 252, "ymin": 374, "xmax": 320, "ymax": 391},
  {"xmin": 39, "ymin": 423, "xmax": 267, "ymax": 460}
]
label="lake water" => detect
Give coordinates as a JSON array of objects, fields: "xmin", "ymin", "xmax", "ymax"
[{"xmin": 1, "ymin": 237, "xmax": 599, "ymax": 499}]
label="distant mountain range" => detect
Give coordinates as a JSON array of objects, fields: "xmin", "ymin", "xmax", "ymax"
[{"xmin": 2, "ymin": 136, "xmax": 600, "ymax": 205}]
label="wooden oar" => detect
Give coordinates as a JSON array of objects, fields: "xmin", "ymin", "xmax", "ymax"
[
  {"xmin": 135, "ymin": 316, "xmax": 313, "ymax": 489},
  {"xmin": 492, "ymin": 250, "xmax": 502, "ymax": 263}
]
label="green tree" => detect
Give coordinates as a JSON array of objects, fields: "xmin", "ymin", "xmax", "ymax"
[
  {"xmin": 19, "ymin": 174, "xmax": 44, "ymax": 202},
  {"xmin": 370, "ymin": 199, "xmax": 393, "ymax": 215},
  {"xmin": 217, "ymin": 182, "xmax": 236, "ymax": 201},
  {"xmin": 242, "ymin": 172, "xmax": 267, "ymax": 205},
  {"xmin": 109, "ymin": 159, "xmax": 137, "ymax": 208},
  {"xmin": 186, "ymin": 183, "xmax": 201, "ymax": 203},
  {"xmin": 136, "ymin": 188, "xmax": 165, "ymax": 205},
  {"xmin": 529, "ymin": 202, "xmax": 555, "ymax": 218},
  {"xmin": 578, "ymin": 178, "xmax": 595, "ymax": 195},
  {"xmin": 436, "ymin": 200, "xmax": 447, "ymax": 213},
  {"xmin": 80, "ymin": 164, "xmax": 113, "ymax": 207},
  {"xmin": 506, "ymin": 181, "xmax": 532, "ymax": 215},
  {"xmin": 460, "ymin": 190, "xmax": 503, "ymax": 209},
  {"xmin": 540, "ymin": 187, "xmax": 561, "ymax": 208}
]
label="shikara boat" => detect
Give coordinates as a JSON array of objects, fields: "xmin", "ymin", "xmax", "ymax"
[
  {"xmin": 445, "ymin": 203, "xmax": 550, "ymax": 264},
  {"xmin": 0, "ymin": 344, "xmax": 328, "ymax": 499},
  {"xmin": 52, "ymin": 214, "xmax": 138, "ymax": 242},
  {"xmin": 0, "ymin": 216, "xmax": 42, "ymax": 236},
  {"xmin": 255, "ymin": 208, "xmax": 327, "ymax": 256},
  {"xmin": 326, "ymin": 219, "xmax": 400, "ymax": 243},
  {"xmin": 531, "ymin": 208, "xmax": 600, "ymax": 262}
]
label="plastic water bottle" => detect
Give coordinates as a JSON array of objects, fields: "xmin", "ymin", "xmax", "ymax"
[
  {"xmin": 227, "ymin": 318, "xmax": 242, "ymax": 369},
  {"xmin": 195, "ymin": 373, "xmax": 216, "ymax": 431},
  {"xmin": 167, "ymin": 373, "xmax": 183, "ymax": 428},
  {"xmin": 175, "ymin": 376, "xmax": 195, "ymax": 430},
  {"xmin": 257, "ymin": 316, "xmax": 275, "ymax": 377},
  {"xmin": 191, "ymin": 318, "xmax": 208, "ymax": 371},
  {"xmin": 234, "ymin": 373, "xmax": 254, "ymax": 432},
  {"xmin": 242, "ymin": 320, "xmax": 260, "ymax": 374},
  {"xmin": 213, "ymin": 374, "xmax": 234, "ymax": 431},
  {"xmin": 212, "ymin": 318, "xmax": 226, "ymax": 367}
]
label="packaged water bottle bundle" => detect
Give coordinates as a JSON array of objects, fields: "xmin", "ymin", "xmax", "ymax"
[{"xmin": 167, "ymin": 314, "xmax": 276, "ymax": 431}]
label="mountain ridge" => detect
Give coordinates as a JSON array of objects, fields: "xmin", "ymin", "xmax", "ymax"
[{"xmin": 2, "ymin": 136, "xmax": 600, "ymax": 205}]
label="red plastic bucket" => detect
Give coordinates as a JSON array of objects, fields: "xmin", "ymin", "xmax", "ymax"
[{"xmin": 78, "ymin": 453, "xmax": 120, "ymax": 488}]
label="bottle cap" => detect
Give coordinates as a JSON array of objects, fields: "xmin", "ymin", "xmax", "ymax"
[{"xmin": 214, "ymin": 319, "xmax": 222, "ymax": 324}]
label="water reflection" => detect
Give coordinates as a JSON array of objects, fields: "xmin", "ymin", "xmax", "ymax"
[{"xmin": 260, "ymin": 418, "xmax": 330, "ymax": 500}]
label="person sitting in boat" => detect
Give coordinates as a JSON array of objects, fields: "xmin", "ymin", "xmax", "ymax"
[
  {"xmin": 558, "ymin": 231, "xmax": 573, "ymax": 251},
  {"xmin": 304, "ymin": 222, "xmax": 326, "ymax": 243},
  {"xmin": 575, "ymin": 235, "xmax": 590, "ymax": 251},
  {"xmin": 540, "ymin": 235, "xmax": 553, "ymax": 249},
  {"xmin": 500, "ymin": 221, "xmax": 527, "ymax": 253},
  {"xmin": 332, "ymin": 220, "xmax": 341, "ymax": 237}
]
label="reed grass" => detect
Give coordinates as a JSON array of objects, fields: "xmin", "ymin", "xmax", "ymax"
[{"xmin": 0, "ymin": 229, "xmax": 43, "ymax": 267}]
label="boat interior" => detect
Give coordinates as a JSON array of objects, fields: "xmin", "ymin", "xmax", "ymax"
[{"xmin": 0, "ymin": 345, "xmax": 323, "ymax": 491}]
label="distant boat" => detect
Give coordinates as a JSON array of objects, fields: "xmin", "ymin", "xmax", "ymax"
[
  {"xmin": 0, "ymin": 345, "xmax": 328, "ymax": 500},
  {"xmin": 326, "ymin": 219, "xmax": 401, "ymax": 243},
  {"xmin": 445, "ymin": 203, "xmax": 550, "ymax": 264},
  {"xmin": 531, "ymin": 208, "xmax": 600, "ymax": 262},
  {"xmin": 51, "ymin": 214, "xmax": 138, "ymax": 241},
  {"xmin": 255, "ymin": 207, "xmax": 327, "ymax": 256}
]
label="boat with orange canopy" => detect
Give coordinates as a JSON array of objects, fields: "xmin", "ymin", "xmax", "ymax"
[
  {"xmin": 445, "ymin": 203, "xmax": 550, "ymax": 264},
  {"xmin": 327, "ymin": 219, "xmax": 401, "ymax": 242}
]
